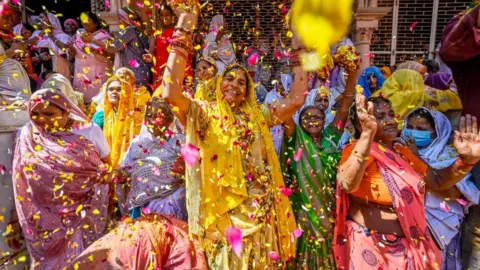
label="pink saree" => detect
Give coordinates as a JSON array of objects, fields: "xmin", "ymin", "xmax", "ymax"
[
  {"xmin": 333, "ymin": 142, "xmax": 441, "ymax": 269},
  {"xmin": 12, "ymin": 89, "xmax": 109, "ymax": 269},
  {"xmin": 70, "ymin": 214, "xmax": 207, "ymax": 269},
  {"xmin": 72, "ymin": 30, "xmax": 113, "ymax": 103}
]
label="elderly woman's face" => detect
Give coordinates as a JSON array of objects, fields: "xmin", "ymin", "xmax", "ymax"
[
  {"xmin": 221, "ymin": 68, "xmax": 248, "ymax": 109},
  {"xmin": 64, "ymin": 20, "xmax": 78, "ymax": 34},
  {"xmin": 373, "ymin": 101, "xmax": 398, "ymax": 142},
  {"xmin": 300, "ymin": 107, "xmax": 325, "ymax": 138},
  {"xmin": 39, "ymin": 13, "xmax": 50, "ymax": 26},
  {"xmin": 115, "ymin": 70, "xmax": 135, "ymax": 86},
  {"xmin": 31, "ymin": 104, "xmax": 69, "ymax": 130},
  {"xmin": 314, "ymin": 94, "xmax": 330, "ymax": 111},
  {"xmin": 145, "ymin": 100, "xmax": 174, "ymax": 137},
  {"xmin": 107, "ymin": 80, "xmax": 122, "ymax": 105},
  {"xmin": 197, "ymin": 60, "xmax": 216, "ymax": 81}
]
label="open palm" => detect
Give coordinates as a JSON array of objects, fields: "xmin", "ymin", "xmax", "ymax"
[{"xmin": 454, "ymin": 114, "xmax": 480, "ymax": 165}]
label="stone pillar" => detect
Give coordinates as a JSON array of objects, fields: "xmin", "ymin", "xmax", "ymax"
[
  {"xmin": 352, "ymin": 5, "xmax": 391, "ymax": 72},
  {"xmin": 97, "ymin": 0, "xmax": 130, "ymax": 32}
]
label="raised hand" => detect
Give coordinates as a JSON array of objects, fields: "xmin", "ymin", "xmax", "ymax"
[
  {"xmin": 454, "ymin": 114, "xmax": 480, "ymax": 165},
  {"xmin": 355, "ymin": 93, "xmax": 377, "ymax": 135}
]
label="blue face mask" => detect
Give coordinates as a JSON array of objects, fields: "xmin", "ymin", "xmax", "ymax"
[{"xmin": 402, "ymin": 128, "xmax": 433, "ymax": 147}]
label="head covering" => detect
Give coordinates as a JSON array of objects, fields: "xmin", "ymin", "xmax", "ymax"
[
  {"xmin": 41, "ymin": 73, "xmax": 79, "ymax": 106},
  {"xmin": 380, "ymin": 66, "xmax": 392, "ymax": 79},
  {"xmin": 31, "ymin": 12, "xmax": 71, "ymax": 54},
  {"xmin": 295, "ymin": 86, "xmax": 335, "ymax": 127},
  {"xmin": 182, "ymin": 64, "xmax": 296, "ymax": 258},
  {"xmin": 13, "ymin": 89, "xmax": 108, "ymax": 266},
  {"xmin": 424, "ymin": 72, "xmax": 452, "ymax": 90},
  {"xmin": 397, "ymin": 61, "xmax": 427, "ymax": 75},
  {"xmin": 404, "ymin": 107, "xmax": 454, "ymax": 169},
  {"xmin": 194, "ymin": 57, "xmax": 218, "ymax": 102},
  {"xmin": 64, "ymin": 18, "xmax": 79, "ymax": 29},
  {"xmin": 117, "ymin": 7, "xmax": 141, "ymax": 27},
  {"xmin": 203, "ymin": 15, "xmax": 236, "ymax": 74},
  {"xmin": 372, "ymin": 69, "xmax": 431, "ymax": 121},
  {"xmin": 0, "ymin": 44, "xmax": 31, "ymax": 103},
  {"xmin": 13, "ymin": 23, "xmax": 23, "ymax": 35},
  {"xmin": 358, "ymin": 66, "xmax": 386, "ymax": 98},
  {"xmin": 103, "ymin": 76, "xmax": 144, "ymax": 168},
  {"xmin": 119, "ymin": 105, "xmax": 186, "ymax": 217},
  {"xmin": 264, "ymin": 73, "xmax": 293, "ymax": 155},
  {"xmin": 46, "ymin": 12, "xmax": 63, "ymax": 31}
]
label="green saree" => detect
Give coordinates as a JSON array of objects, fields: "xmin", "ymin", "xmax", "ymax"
[{"xmin": 282, "ymin": 125, "xmax": 342, "ymax": 269}]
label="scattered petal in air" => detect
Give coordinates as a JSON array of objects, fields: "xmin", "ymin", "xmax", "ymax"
[
  {"xmin": 440, "ymin": 202, "xmax": 450, "ymax": 212},
  {"xmin": 268, "ymin": 251, "xmax": 280, "ymax": 261},
  {"xmin": 128, "ymin": 58, "xmax": 140, "ymax": 68},
  {"xmin": 247, "ymin": 52, "xmax": 259, "ymax": 66},
  {"xmin": 293, "ymin": 227, "xmax": 303, "ymax": 238},
  {"xmin": 409, "ymin": 21, "xmax": 418, "ymax": 31},
  {"xmin": 457, "ymin": 198, "xmax": 467, "ymax": 206},
  {"xmin": 0, "ymin": 164, "xmax": 5, "ymax": 175},
  {"xmin": 279, "ymin": 186, "xmax": 293, "ymax": 197},
  {"xmin": 225, "ymin": 226, "xmax": 243, "ymax": 257},
  {"xmin": 181, "ymin": 144, "xmax": 199, "ymax": 167},
  {"xmin": 105, "ymin": 0, "xmax": 111, "ymax": 9},
  {"xmin": 294, "ymin": 148, "xmax": 303, "ymax": 161},
  {"xmin": 366, "ymin": 52, "xmax": 375, "ymax": 58}
]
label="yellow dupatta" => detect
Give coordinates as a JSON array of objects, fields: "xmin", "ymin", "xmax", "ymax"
[
  {"xmin": 194, "ymin": 57, "xmax": 218, "ymax": 102},
  {"xmin": 103, "ymin": 76, "xmax": 144, "ymax": 168},
  {"xmin": 372, "ymin": 69, "xmax": 434, "ymax": 121},
  {"xmin": 171, "ymin": 65, "xmax": 297, "ymax": 259}
]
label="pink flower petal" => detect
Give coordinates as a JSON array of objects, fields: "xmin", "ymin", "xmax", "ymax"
[
  {"xmin": 457, "ymin": 198, "xmax": 467, "ymax": 206},
  {"xmin": 268, "ymin": 251, "xmax": 279, "ymax": 261},
  {"xmin": 337, "ymin": 120, "xmax": 344, "ymax": 130},
  {"xmin": 180, "ymin": 144, "xmax": 199, "ymax": 167},
  {"xmin": 294, "ymin": 148, "xmax": 303, "ymax": 161},
  {"xmin": 128, "ymin": 58, "xmax": 140, "ymax": 68},
  {"xmin": 274, "ymin": 50, "xmax": 282, "ymax": 60},
  {"xmin": 440, "ymin": 201, "xmax": 451, "ymax": 212},
  {"xmin": 409, "ymin": 21, "xmax": 418, "ymax": 31},
  {"xmin": 293, "ymin": 227, "xmax": 303, "ymax": 238},
  {"xmin": 366, "ymin": 52, "xmax": 375, "ymax": 58},
  {"xmin": 105, "ymin": 1, "xmax": 110, "ymax": 9},
  {"xmin": 279, "ymin": 186, "xmax": 292, "ymax": 197},
  {"xmin": 225, "ymin": 227, "xmax": 243, "ymax": 257},
  {"xmin": 247, "ymin": 52, "xmax": 259, "ymax": 66},
  {"xmin": 136, "ymin": 2, "xmax": 144, "ymax": 8},
  {"xmin": 0, "ymin": 164, "xmax": 6, "ymax": 175}
]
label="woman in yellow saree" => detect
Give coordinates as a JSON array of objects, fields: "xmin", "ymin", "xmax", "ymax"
[
  {"xmin": 157, "ymin": 6, "xmax": 306, "ymax": 269},
  {"xmin": 372, "ymin": 69, "xmax": 434, "ymax": 121},
  {"xmin": 101, "ymin": 76, "xmax": 144, "ymax": 168}
]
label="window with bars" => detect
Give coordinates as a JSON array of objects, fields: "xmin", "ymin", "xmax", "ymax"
[
  {"xmin": 199, "ymin": 0, "xmax": 292, "ymax": 83},
  {"xmin": 371, "ymin": 0, "xmax": 470, "ymax": 66}
]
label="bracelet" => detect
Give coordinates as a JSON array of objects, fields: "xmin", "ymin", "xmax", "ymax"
[
  {"xmin": 351, "ymin": 151, "xmax": 367, "ymax": 162},
  {"xmin": 171, "ymin": 40, "xmax": 193, "ymax": 52},
  {"xmin": 170, "ymin": 48, "xmax": 188, "ymax": 61},
  {"xmin": 174, "ymin": 26, "xmax": 193, "ymax": 35},
  {"xmin": 456, "ymin": 158, "xmax": 478, "ymax": 167}
]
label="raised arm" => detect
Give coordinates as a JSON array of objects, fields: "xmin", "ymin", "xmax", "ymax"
[
  {"xmin": 269, "ymin": 33, "xmax": 307, "ymax": 125},
  {"xmin": 424, "ymin": 114, "xmax": 480, "ymax": 190},
  {"xmin": 330, "ymin": 69, "xmax": 357, "ymax": 132},
  {"xmin": 158, "ymin": 9, "xmax": 198, "ymax": 125},
  {"xmin": 337, "ymin": 94, "xmax": 376, "ymax": 192},
  {"xmin": 440, "ymin": 5, "xmax": 480, "ymax": 62}
]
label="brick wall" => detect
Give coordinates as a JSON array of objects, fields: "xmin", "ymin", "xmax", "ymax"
[{"xmin": 372, "ymin": 0, "xmax": 470, "ymax": 66}]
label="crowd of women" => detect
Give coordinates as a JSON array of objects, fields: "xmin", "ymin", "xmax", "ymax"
[{"xmin": 1, "ymin": 1, "xmax": 480, "ymax": 269}]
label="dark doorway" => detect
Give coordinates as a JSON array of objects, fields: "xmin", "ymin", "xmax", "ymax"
[{"xmin": 25, "ymin": 0, "xmax": 92, "ymax": 24}]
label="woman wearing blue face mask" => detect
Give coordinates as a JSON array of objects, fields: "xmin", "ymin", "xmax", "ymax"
[{"xmin": 403, "ymin": 108, "xmax": 480, "ymax": 270}]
